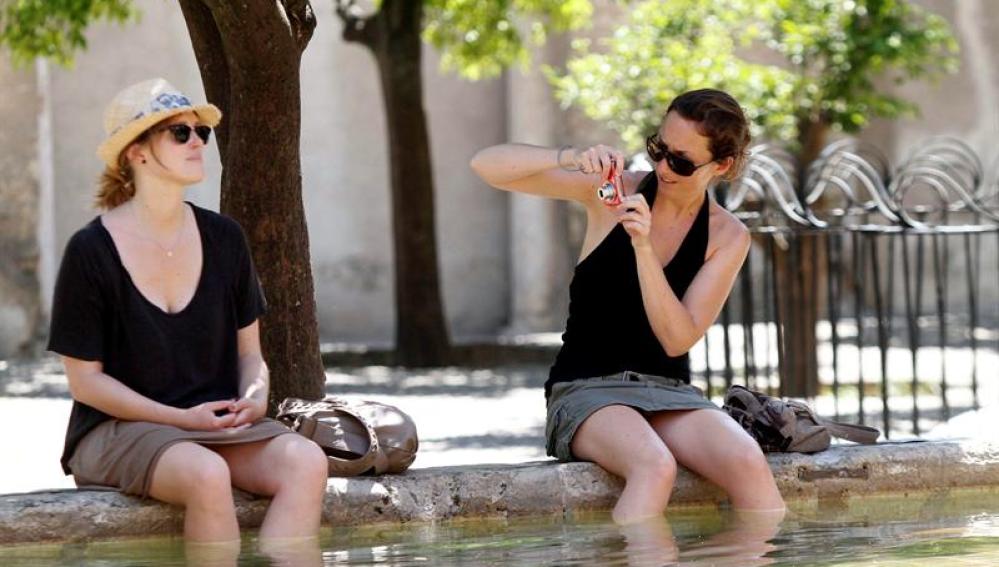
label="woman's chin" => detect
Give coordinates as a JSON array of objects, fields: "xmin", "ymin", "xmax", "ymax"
[{"xmin": 176, "ymin": 169, "xmax": 205, "ymax": 186}]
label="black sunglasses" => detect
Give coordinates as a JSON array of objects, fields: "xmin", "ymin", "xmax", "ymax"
[
  {"xmin": 645, "ymin": 134, "xmax": 714, "ymax": 177},
  {"xmin": 155, "ymin": 124, "xmax": 212, "ymax": 145}
]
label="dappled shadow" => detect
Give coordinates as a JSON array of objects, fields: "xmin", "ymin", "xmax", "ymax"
[
  {"xmin": 0, "ymin": 358, "xmax": 553, "ymax": 400},
  {"xmin": 324, "ymin": 364, "xmax": 550, "ymax": 397},
  {"xmin": 420, "ymin": 430, "xmax": 545, "ymax": 451},
  {"xmin": 0, "ymin": 356, "xmax": 70, "ymax": 398}
]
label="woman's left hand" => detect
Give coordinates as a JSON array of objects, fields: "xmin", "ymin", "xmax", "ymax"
[
  {"xmin": 616, "ymin": 194, "xmax": 653, "ymax": 249},
  {"xmin": 228, "ymin": 395, "xmax": 267, "ymax": 428}
]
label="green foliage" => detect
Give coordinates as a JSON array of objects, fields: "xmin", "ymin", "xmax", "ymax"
[
  {"xmin": 549, "ymin": 0, "xmax": 959, "ymax": 152},
  {"xmin": 423, "ymin": 0, "xmax": 594, "ymax": 80},
  {"xmin": 0, "ymin": 0, "xmax": 137, "ymax": 66}
]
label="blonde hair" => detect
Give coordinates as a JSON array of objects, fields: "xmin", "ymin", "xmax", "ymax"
[
  {"xmin": 95, "ymin": 155, "xmax": 136, "ymax": 210},
  {"xmin": 94, "ymin": 127, "xmax": 157, "ymax": 210}
]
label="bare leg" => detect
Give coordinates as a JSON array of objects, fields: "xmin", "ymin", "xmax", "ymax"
[
  {"xmin": 213, "ymin": 434, "xmax": 328, "ymax": 540},
  {"xmin": 648, "ymin": 409, "xmax": 784, "ymax": 511},
  {"xmin": 570, "ymin": 405, "xmax": 678, "ymax": 524},
  {"xmin": 148, "ymin": 442, "xmax": 241, "ymax": 543}
]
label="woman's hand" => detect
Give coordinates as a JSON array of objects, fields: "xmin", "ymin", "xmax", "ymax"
[
  {"xmin": 617, "ymin": 193, "xmax": 653, "ymax": 249},
  {"xmin": 176, "ymin": 400, "xmax": 241, "ymax": 431},
  {"xmin": 571, "ymin": 144, "xmax": 626, "ymax": 178},
  {"xmin": 228, "ymin": 395, "xmax": 267, "ymax": 428}
]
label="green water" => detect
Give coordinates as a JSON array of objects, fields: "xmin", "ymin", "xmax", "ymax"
[{"xmin": 5, "ymin": 489, "xmax": 999, "ymax": 565}]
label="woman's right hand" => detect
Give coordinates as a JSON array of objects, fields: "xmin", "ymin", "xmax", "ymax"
[
  {"xmin": 570, "ymin": 144, "xmax": 626, "ymax": 178},
  {"xmin": 175, "ymin": 400, "xmax": 242, "ymax": 431},
  {"xmin": 470, "ymin": 142, "xmax": 627, "ymax": 203}
]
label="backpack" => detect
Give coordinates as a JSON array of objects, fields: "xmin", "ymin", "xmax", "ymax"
[
  {"xmin": 722, "ymin": 385, "xmax": 880, "ymax": 453},
  {"xmin": 276, "ymin": 396, "xmax": 419, "ymax": 477}
]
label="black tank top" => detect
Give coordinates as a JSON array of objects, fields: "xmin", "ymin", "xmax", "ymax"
[{"xmin": 546, "ymin": 172, "xmax": 710, "ymax": 397}]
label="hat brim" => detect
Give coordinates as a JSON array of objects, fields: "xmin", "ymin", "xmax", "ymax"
[{"xmin": 97, "ymin": 103, "xmax": 222, "ymax": 168}]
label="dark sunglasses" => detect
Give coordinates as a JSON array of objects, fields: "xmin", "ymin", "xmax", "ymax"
[
  {"xmin": 645, "ymin": 134, "xmax": 714, "ymax": 177},
  {"xmin": 155, "ymin": 124, "xmax": 212, "ymax": 145}
]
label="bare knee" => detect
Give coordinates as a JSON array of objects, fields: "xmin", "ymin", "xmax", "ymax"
[
  {"xmin": 726, "ymin": 443, "xmax": 773, "ymax": 480},
  {"xmin": 721, "ymin": 442, "xmax": 783, "ymax": 510},
  {"xmin": 276, "ymin": 437, "xmax": 328, "ymax": 494},
  {"xmin": 180, "ymin": 450, "xmax": 233, "ymax": 504},
  {"xmin": 627, "ymin": 444, "xmax": 677, "ymax": 487},
  {"xmin": 151, "ymin": 444, "xmax": 234, "ymax": 507}
]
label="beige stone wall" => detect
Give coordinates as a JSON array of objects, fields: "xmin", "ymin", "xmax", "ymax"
[
  {"xmin": 302, "ymin": 4, "xmax": 510, "ymax": 343},
  {"xmin": 0, "ymin": 55, "xmax": 42, "ymax": 355},
  {"xmin": 22, "ymin": 1, "xmax": 510, "ymax": 350}
]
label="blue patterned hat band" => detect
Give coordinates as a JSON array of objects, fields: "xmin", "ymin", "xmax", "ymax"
[{"xmin": 97, "ymin": 78, "xmax": 222, "ymax": 168}]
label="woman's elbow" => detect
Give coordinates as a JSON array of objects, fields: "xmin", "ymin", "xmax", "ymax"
[
  {"xmin": 469, "ymin": 150, "xmax": 488, "ymax": 180},
  {"xmin": 664, "ymin": 345, "xmax": 691, "ymax": 358},
  {"xmin": 469, "ymin": 149, "xmax": 505, "ymax": 190},
  {"xmin": 65, "ymin": 372, "xmax": 95, "ymax": 403},
  {"xmin": 661, "ymin": 335, "xmax": 697, "ymax": 357}
]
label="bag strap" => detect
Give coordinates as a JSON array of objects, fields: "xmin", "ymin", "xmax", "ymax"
[
  {"xmin": 278, "ymin": 398, "xmax": 382, "ymax": 476},
  {"xmin": 815, "ymin": 418, "xmax": 880, "ymax": 444},
  {"xmin": 299, "ymin": 408, "xmax": 380, "ymax": 452},
  {"xmin": 785, "ymin": 399, "xmax": 880, "ymax": 445},
  {"xmin": 728, "ymin": 387, "xmax": 880, "ymax": 445}
]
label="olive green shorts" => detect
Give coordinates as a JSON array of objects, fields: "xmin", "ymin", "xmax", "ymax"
[{"xmin": 545, "ymin": 370, "xmax": 720, "ymax": 462}]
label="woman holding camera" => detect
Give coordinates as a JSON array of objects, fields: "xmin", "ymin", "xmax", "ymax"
[
  {"xmin": 471, "ymin": 89, "xmax": 783, "ymax": 524},
  {"xmin": 48, "ymin": 79, "xmax": 328, "ymax": 552}
]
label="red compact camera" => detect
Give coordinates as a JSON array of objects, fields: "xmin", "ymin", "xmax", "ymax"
[{"xmin": 596, "ymin": 159, "xmax": 623, "ymax": 206}]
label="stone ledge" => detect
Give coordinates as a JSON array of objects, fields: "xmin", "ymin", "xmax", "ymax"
[{"xmin": 3, "ymin": 439, "xmax": 998, "ymax": 545}]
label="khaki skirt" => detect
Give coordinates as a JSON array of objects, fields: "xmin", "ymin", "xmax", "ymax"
[
  {"xmin": 67, "ymin": 418, "xmax": 295, "ymax": 498},
  {"xmin": 545, "ymin": 370, "xmax": 720, "ymax": 462}
]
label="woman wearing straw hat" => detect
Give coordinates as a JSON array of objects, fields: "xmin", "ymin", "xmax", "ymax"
[{"xmin": 47, "ymin": 79, "xmax": 329, "ymax": 546}]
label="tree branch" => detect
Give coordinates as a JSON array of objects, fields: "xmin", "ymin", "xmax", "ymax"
[
  {"xmin": 334, "ymin": 0, "xmax": 377, "ymax": 47},
  {"xmin": 281, "ymin": 0, "xmax": 316, "ymax": 53}
]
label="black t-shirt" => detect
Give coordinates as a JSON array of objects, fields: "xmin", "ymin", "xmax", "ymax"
[{"xmin": 48, "ymin": 203, "xmax": 267, "ymax": 474}]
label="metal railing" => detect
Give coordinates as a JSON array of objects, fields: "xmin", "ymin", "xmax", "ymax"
[{"xmin": 693, "ymin": 137, "xmax": 999, "ymax": 438}]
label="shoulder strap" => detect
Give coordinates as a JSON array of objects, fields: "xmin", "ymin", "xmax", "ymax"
[
  {"xmin": 784, "ymin": 399, "xmax": 880, "ymax": 444},
  {"xmin": 636, "ymin": 171, "xmax": 658, "ymax": 204},
  {"xmin": 277, "ymin": 397, "xmax": 381, "ymax": 476},
  {"xmin": 816, "ymin": 418, "xmax": 881, "ymax": 444}
]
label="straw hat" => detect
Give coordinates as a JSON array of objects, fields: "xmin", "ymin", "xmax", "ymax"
[{"xmin": 97, "ymin": 78, "xmax": 222, "ymax": 168}]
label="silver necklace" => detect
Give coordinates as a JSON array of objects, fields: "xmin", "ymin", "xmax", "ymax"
[{"xmin": 129, "ymin": 204, "xmax": 189, "ymax": 258}]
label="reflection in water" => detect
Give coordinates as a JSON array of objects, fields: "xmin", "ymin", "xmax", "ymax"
[
  {"xmin": 619, "ymin": 517, "xmax": 679, "ymax": 566},
  {"xmin": 8, "ymin": 489, "xmax": 999, "ymax": 565},
  {"xmin": 184, "ymin": 539, "xmax": 239, "ymax": 567},
  {"xmin": 677, "ymin": 508, "xmax": 782, "ymax": 566},
  {"xmin": 256, "ymin": 536, "xmax": 322, "ymax": 567},
  {"xmin": 618, "ymin": 508, "xmax": 783, "ymax": 566}
]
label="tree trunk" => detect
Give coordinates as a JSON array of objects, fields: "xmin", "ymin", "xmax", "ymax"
[
  {"xmin": 0, "ymin": 56, "xmax": 43, "ymax": 357},
  {"xmin": 180, "ymin": 0, "xmax": 325, "ymax": 411},
  {"xmin": 339, "ymin": 0, "xmax": 451, "ymax": 367},
  {"xmin": 775, "ymin": 117, "xmax": 829, "ymax": 397}
]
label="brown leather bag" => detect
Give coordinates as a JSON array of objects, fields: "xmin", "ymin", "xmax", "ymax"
[
  {"xmin": 722, "ymin": 385, "xmax": 880, "ymax": 453},
  {"xmin": 276, "ymin": 396, "xmax": 419, "ymax": 477}
]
